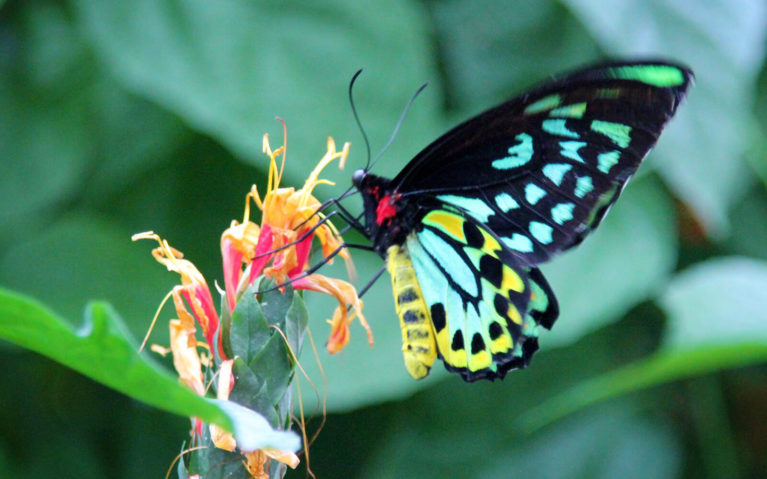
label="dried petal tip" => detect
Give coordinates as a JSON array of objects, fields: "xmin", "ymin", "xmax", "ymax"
[{"xmin": 133, "ymin": 231, "xmax": 222, "ymax": 358}]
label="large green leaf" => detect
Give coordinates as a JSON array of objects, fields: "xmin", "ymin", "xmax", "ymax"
[
  {"xmin": 516, "ymin": 257, "xmax": 767, "ymax": 430},
  {"xmin": 70, "ymin": 0, "xmax": 442, "ymax": 185},
  {"xmin": 0, "ymin": 215, "xmax": 175, "ymax": 341},
  {"xmin": 562, "ymin": 0, "xmax": 767, "ymax": 235},
  {"xmin": 0, "ymin": 288, "xmax": 299, "ymax": 452},
  {"xmin": 360, "ymin": 393, "xmax": 681, "ymax": 479},
  {"xmin": 427, "ymin": 0, "xmax": 600, "ymax": 112},
  {"xmin": 661, "ymin": 257, "xmax": 767, "ymax": 348}
]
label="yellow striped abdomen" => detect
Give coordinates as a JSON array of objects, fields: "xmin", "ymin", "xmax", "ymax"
[{"xmin": 385, "ymin": 244, "xmax": 437, "ymax": 379}]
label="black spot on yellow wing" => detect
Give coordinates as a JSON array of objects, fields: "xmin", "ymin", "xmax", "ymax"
[
  {"xmin": 470, "ymin": 333, "xmax": 486, "ymax": 354},
  {"xmin": 451, "ymin": 330, "xmax": 464, "ymax": 351},
  {"xmin": 431, "ymin": 303, "xmax": 446, "ymax": 333},
  {"xmin": 462, "ymin": 221, "xmax": 484, "ymax": 248},
  {"xmin": 489, "ymin": 321, "xmax": 503, "ymax": 340},
  {"xmin": 479, "ymin": 254, "xmax": 504, "ymax": 288}
]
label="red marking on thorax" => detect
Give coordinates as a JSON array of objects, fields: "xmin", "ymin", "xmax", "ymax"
[{"xmin": 376, "ymin": 194, "xmax": 398, "ymax": 225}]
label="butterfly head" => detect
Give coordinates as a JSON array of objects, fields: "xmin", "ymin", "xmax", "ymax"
[{"xmin": 352, "ymin": 168, "xmax": 367, "ymax": 188}]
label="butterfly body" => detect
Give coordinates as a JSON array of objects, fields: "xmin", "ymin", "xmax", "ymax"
[{"xmin": 351, "ymin": 61, "xmax": 693, "ymax": 382}]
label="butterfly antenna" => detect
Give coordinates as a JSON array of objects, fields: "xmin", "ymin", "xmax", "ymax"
[
  {"xmin": 349, "ymin": 69, "xmax": 372, "ymax": 170},
  {"xmin": 368, "ymin": 82, "xmax": 428, "ymax": 171}
]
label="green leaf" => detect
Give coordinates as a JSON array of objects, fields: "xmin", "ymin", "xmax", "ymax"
[
  {"xmin": 362, "ymin": 397, "xmax": 681, "ymax": 479},
  {"xmin": 661, "ymin": 257, "xmax": 767, "ymax": 348},
  {"xmin": 230, "ymin": 285, "xmax": 272, "ymax": 364},
  {"xmin": 561, "ymin": 0, "xmax": 767, "ymax": 235},
  {"xmin": 71, "ymin": 0, "xmax": 442, "ymax": 187},
  {"xmin": 0, "ymin": 215, "xmax": 175, "ymax": 341},
  {"xmin": 229, "ymin": 357, "xmax": 275, "ymax": 426},
  {"xmin": 516, "ymin": 257, "xmax": 767, "ymax": 431},
  {"xmin": 428, "ymin": 0, "xmax": 600, "ymax": 111},
  {"xmin": 0, "ymin": 287, "xmax": 299, "ymax": 452},
  {"xmin": 516, "ymin": 342, "xmax": 767, "ymax": 432}
]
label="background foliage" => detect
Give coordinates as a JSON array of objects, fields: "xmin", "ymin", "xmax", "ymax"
[{"xmin": 2, "ymin": 0, "xmax": 767, "ymax": 478}]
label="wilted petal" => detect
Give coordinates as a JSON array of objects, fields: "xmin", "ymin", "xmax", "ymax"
[
  {"xmin": 168, "ymin": 315, "xmax": 204, "ymax": 396},
  {"xmin": 292, "ymin": 273, "xmax": 371, "ymax": 354},
  {"xmin": 211, "ymin": 359, "xmax": 237, "ymax": 451}
]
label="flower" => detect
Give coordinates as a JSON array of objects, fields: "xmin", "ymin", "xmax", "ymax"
[
  {"xmin": 132, "ymin": 231, "xmax": 224, "ymax": 360},
  {"xmin": 220, "ymin": 132, "xmax": 372, "ymax": 352},
  {"xmin": 135, "ymin": 126, "xmax": 373, "ymax": 477}
]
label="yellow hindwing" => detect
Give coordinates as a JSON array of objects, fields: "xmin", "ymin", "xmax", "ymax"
[{"xmin": 385, "ymin": 244, "xmax": 437, "ymax": 379}]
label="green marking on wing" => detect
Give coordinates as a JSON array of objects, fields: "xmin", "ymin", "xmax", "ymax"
[
  {"xmin": 524, "ymin": 94, "xmax": 561, "ymax": 115},
  {"xmin": 437, "ymin": 194, "xmax": 495, "ymax": 222},
  {"xmin": 495, "ymin": 193, "xmax": 519, "ymax": 212},
  {"xmin": 503, "ymin": 234, "xmax": 534, "ymax": 253},
  {"xmin": 542, "ymin": 163, "xmax": 572, "ymax": 186},
  {"xmin": 524, "ymin": 184, "xmax": 547, "ymax": 205},
  {"xmin": 551, "ymin": 203, "xmax": 575, "ymax": 225},
  {"xmin": 591, "ymin": 120, "xmax": 631, "ymax": 148},
  {"xmin": 597, "ymin": 150, "xmax": 621, "ymax": 174},
  {"xmin": 549, "ymin": 102, "xmax": 587, "ymax": 118},
  {"xmin": 417, "ymin": 228, "xmax": 478, "ymax": 297},
  {"xmin": 542, "ymin": 119, "xmax": 579, "ymax": 138},
  {"xmin": 575, "ymin": 176, "xmax": 594, "ymax": 198},
  {"xmin": 608, "ymin": 64, "xmax": 686, "ymax": 87},
  {"xmin": 560, "ymin": 141, "xmax": 586, "ymax": 163},
  {"xmin": 493, "ymin": 133, "xmax": 534, "ymax": 170},
  {"xmin": 597, "ymin": 88, "xmax": 621, "ymax": 99},
  {"xmin": 529, "ymin": 221, "xmax": 553, "ymax": 244}
]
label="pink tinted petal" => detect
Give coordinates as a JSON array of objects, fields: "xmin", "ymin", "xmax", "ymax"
[
  {"xmin": 288, "ymin": 232, "xmax": 314, "ymax": 277},
  {"xmin": 248, "ymin": 224, "xmax": 274, "ymax": 284},
  {"xmin": 221, "ymin": 237, "xmax": 244, "ymax": 313},
  {"xmin": 194, "ymin": 285, "xmax": 221, "ymax": 356}
]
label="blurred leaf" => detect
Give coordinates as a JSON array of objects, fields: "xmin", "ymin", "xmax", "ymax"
[
  {"xmin": 724, "ymin": 188, "xmax": 767, "ymax": 262},
  {"xmin": 544, "ymin": 176, "xmax": 677, "ymax": 345},
  {"xmin": 0, "ymin": 2, "xmax": 90, "ymax": 224},
  {"xmin": 661, "ymin": 257, "xmax": 767, "ymax": 348},
  {"xmin": 83, "ymin": 82, "xmax": 190, "ymax": 199},
  {"xmin": 428, "ymin": 0, "xmax": 600, "ymax": 112},
  {"xmin": 361, "ymin": 399, "xmax": 681, "ymax": 479},
  {"xmin": 517, "ymin": 342, "xmax": 767, "ymax": 432},
  {"xmin": 0, "ymin": 288, "xmax": 300, "ymax": 452},
  {"xmin": 71, "ymin": 0, "xmax": 443, "ymax": 184},
  {"xmin": 562, "ymin": 0, "xmax": 767, "ymax": 235},
  {"xmin": 0, "ymin": 1, "xmax": 187, "ymax": 232},
  {"xmin": 0, "ymin": 214, "xmax": 175, "ymax": 341},
  {"xmin": 517, "ymin": 257, "xmax": 767, "ymax": 430}
]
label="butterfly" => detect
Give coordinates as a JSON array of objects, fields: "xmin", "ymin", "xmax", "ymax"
[{"xmin": 348, "ymin": 61, "xmax": 692, "ymax": 382}]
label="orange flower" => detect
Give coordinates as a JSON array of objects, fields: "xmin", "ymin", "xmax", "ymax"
[
  {"xmin": 220, "ymin": 132, "xmax": 372, "ymax": 352},
  {"xmin": 132, "ymin": 231, "xmax": 224, "ymax": 360}
]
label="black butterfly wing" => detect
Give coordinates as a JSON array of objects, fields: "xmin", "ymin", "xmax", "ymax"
[{"xmin": 397, "ymin": 61, "xmax": 693, "ymax": 265}]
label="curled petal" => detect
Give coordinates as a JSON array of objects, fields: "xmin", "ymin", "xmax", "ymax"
[
  {"xmin": 292, "ymin": 273, "xmax": 371, "ymax": 354},
  {"xmin": 169, "ymin": 317, "xmax": 204, "ymax": 396}
]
